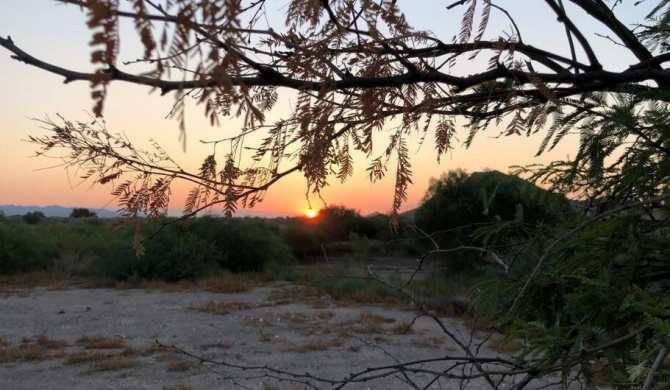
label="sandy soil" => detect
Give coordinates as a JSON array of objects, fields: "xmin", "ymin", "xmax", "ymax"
[{"xmin": 0, "ymin": 282, "xmax": 565, "ymax": 390}]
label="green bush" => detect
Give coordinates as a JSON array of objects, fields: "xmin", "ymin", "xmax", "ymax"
[
  {"xmin": 22, "ymin": 211, "xmax": 45, "ymax": 225},
  {"xmin": 70, "ymin": 208, "xmax": 97, "ymax": 218},
  {"xmin": 281, "ymin": 219, "xmax": 322, "ymax": 260},
  {"xmin": 0, "ymin": 223, "xmax": 56, "ymax": 274},
  {"xmin": 191, "ymin": 217, "xmax": 294, "ymax": 273},
  {"xmin": 414, "ymin": 170, "xmax": 570, "ymax": 274}
]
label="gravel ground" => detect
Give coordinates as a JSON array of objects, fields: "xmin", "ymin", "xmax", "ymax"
[{"xmin": 0, "ymin": 282, "xmax": 569, "ymax": 390}]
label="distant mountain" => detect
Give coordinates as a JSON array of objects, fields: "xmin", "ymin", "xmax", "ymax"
[{"xmin": 0, "ymin": 205, "xmax": 119, "ymax": 218}]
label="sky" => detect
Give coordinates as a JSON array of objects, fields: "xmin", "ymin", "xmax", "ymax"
[{"xmin": 0, "ymin": 0, "xmax": 651, "ymax": 217}]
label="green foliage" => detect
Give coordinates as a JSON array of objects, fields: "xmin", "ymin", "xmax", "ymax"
[
  {"xmin": 0, "ymin": 223, "xmax": 55, "ymax": 274},
  {"xmin": 315, "ymin": 205, "xmax": 379, "ymax": 241},
  {"xmin": 415, "ymin": 169, "xmax": 569, "ymax": 274},
  {"xmin": 22, "ymin": 211, "xmax": 45, "ymax": 225},
  {"xmin": 190, "ymin": 217, "xmax": 294, "ymax": 273},
  {"xmin": 470, "ymin": 95, "xmax": 670, "ymax": 388},
  {"xmin": 281, "ymin": 218, "xmax": 323, "ymax": 260},
  {"xmin": 69, "ymin": 208, "xmax": 97, "ymax": 218}
]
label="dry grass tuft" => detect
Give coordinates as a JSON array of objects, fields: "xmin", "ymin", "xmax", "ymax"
[
  {"xmin": 200, "ymin": 272, "xmax": 254, "ymax": 293},
  {"xmin": 166, "ymin": 359, "xmax": 199, "ymax": 372},
  {"xmin": 285, "ymin": 337, "xmax": 344, "ymax": 353},
  {"xmin": 488, "ymin": 333, "xmax": 523, "ymax": 353},
  {"xmin": 273, "ymin": 285, "xmax": 319, "ymax": 303},
  {"xmin": 243, "ymin": 316, "xmax": 272, "ymax": 327},
  {"xmin": 76, "ymin": 334, "xmax": 125, "ymax": 349},
  {"xmin": 257, "ymin": 330, "xmax": 276, "ymax": 342},
  {"xmin": 65, "ymin": 351, "xmax": 108, "ymax": 365},
  {"xmin": 0, "ymin": 272, "xmax": 71, "ymax": 294},
  {"xmin": 163, "ymin": 384, "xmax": 198, "ymax": 390},
  {"xmin": 35, "ymin": 333, "xmax": 68, "ymax": 349},
  {"xmin": 0, "ymin": 334, "xmax": 68, "ymax": 363},
  {"xmin": 188, "ymin": 301, "xmax": 251, "ymax": 315},
  {"xmin": 93, "ymin": 355, "xmax": 137, "ymax": 371},
  {"xmin": 359, "ymin": 313, "xmax": 395, "ymax": 326},
  {"xmin": 200, "ymin": 342, "xmax": 233, "ymax": 350},
  {"xmin": 411, "ymin": 336, "xmax": 445, "ymax": 348},
  {"xmin": 388, "ymin": 319, "xmax": 414, "ymax": 334}
]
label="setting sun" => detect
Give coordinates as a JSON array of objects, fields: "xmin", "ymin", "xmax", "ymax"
[{"xmin": 306, "ymin": 209, "xmax": 318, "ymax": 219}]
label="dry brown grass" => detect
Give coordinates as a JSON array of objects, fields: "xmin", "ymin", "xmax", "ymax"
[
  {"xmin": 243, "ymin": 316, "xmax": 272, "ymax": 327},
  {"xmin": 163, "ymin": 384, "xmax": 198, "ymax": 390},
  {"xmin": 76, "ymin": 334, "xmax": 126, "ymax": 349},
  {"xmin": 280, "ymin": 312, "xmax": 313, "ymax": 326},
  {"xmin": 0, "ymin": 272, "xmax": 71, "ymax": 295},
  {"xmin": 188, "ymin": 301, "xmax": 251, "ymax": 315},
  {"xmin": 65, "ymin": 351, "xmax": 109, "ymax": 365},
  {"xmin": 488, "ymin": 333, "xmax": 523, "ymax": 353},
  {"xmin": 93, "ymin": 355, "xmax": 138, "ymax": 371},
  {"xmin": 317, "ymin": 310, "xmax": 334, "ymax": 320},
  {"xmin": 0, "ymin": 334, "xmax": 69, "ymax": 363},
  {"xmin": 388, "ymin": 319, "xmax": 414, "ymax": 334},
  {"xmin": 273, "ymin": 285, "xmax": 319, "ymax": 303},
  {"xmin": 285, "ymin": 337, "xmax": 344, "ymax": 353},
  {"xmin": 200, "ymin": 272, "xmax": 254, "ymax": 293},
  {"xmin": 200, "ymin": 342, "xmax": 233, "ymax": 350},
  {"xmin": 410, "ymin": 336, "xmax": 445, "ymax": 348},
  {"xmin": 166, "ymin": 359, "xmax": 199, "ymax": 372},
  {"xmin": 35, "ymin": 333, "xmax": 68, "ymax": 349},
  {"xmin": 335, "ymin": 319, "xmax": 378, "ymax": 336},
  {"xmin": 359, "ymin": 313, "xmax": 395, "ymax": 326},
  {"xmin": 257, "ymin": 330, "xmax": 275, "ymax": 342}
]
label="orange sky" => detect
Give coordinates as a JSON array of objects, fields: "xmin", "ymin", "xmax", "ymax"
[{"xmin": 0, "ymin": 1, "xmax": 649, "ymax": 217}]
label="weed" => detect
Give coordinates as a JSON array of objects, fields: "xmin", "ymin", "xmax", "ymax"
[
  {"xmin": 273, "ymin": 285, "xmax": 318, "ymax": 303},
  {"xmin": 285, "ymin": 337, "xmax": 344, "ymax": 353},
  {"xmin": 35, "ymin": 333, "xmax": 68, "ymax": 349},
  {"xmin": 388, "ymin": 319, "xmax": 414, "ymax": 334},
  {"xmin": 200, "ymin": 342, "xmax": 233, "ymax": 350},
  {"xmin": 93, "ymin": 355, "xmax": 137, "ymax": 371},
  {"xmin": 488, "ymin": 333, "xmax": 523, "ymax": 353},
  {"xmin": 200, "ymin": 272, "xmax": 254, "ymax": 293},
  {"xmin": 359, "ymin": 312, "xmax": 395, "ymax": 326},
  {"xmin": 65, "ymin": 351, "xmax": 108, "ymax": 365},
  {"xmin": 188, "ymin": 301, "xmax": 251, "ymax": 315},
  {"xmin": 243, "ymin": 316, "xmax": 272, "ymax": 327},
  {"xmin": 317, "ymin": 310, "xmax": 334, "ymax": 320},
  {"xmin": 257, "ymin": 330, "xmax": 275, "ymax": 342},
  {"xmin": 163, "ymin": 385, "xmax": 198, "ymax": 390},
  {"xmin": 167, "ymin": 359, "xmax": 199, "ymax": 372},
  {"xmin": 411, "ymin": 337, "xmax": 445, "ymax": 348},
  {"xmin": 314, "ymin": 277, "xmax": 406, "ymax": 305},
  {"xmin": 76, "ymin": 334, "xmax": 125, "ymax": 349}
]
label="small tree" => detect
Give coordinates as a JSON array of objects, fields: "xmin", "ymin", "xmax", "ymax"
[
  {"xmin": 69, "ymin": 208, "xmax": 97, "ymax": 218},
  {"xmin": 415, "ymin": 170, "xmax": 569, "ymax": 273},
  {"xmin": 22, "ymin": 211, "xmax": 45, "ymax": 225}
]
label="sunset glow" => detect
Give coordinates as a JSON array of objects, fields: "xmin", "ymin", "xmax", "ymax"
[{"xmin": 306, "ymin": 209, "xmax": 318, "ymax": 219}]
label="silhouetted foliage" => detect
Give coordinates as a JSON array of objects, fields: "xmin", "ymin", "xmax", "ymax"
[
  {"xmin": 22, "ymin": 211, "xmax": 45, "ymax": 225},
  {"xmin": 415, "ymin": 170, "xmax": 570, "ymax": 274},
  {"xmin": 69, "ymin": 208, "xmax": 97, "ymax": 218}
]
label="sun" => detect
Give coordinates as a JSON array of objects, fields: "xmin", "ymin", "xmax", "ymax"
[{"xmin": 306, "ymin": 209, "xmax": 318, "ymax": 219}]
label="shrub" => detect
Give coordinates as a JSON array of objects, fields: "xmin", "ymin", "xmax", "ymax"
[
  {"xmin": 0, "ymin": 223, "xmax": 55, "ymax": 274},
  {"xmin": 414, "ymin": 170, "xmax": 570, "ymax": 274},
  {"xmin": 190, "ymin": 217, "xmax": 294, "ymax": 273},
  {"xmin": 70, "ymin": 208, "xmax": 97, "ymax": 218},
  {"xmin": 22, "ymin": 211, "xmax": 45, "ymax": 225}
]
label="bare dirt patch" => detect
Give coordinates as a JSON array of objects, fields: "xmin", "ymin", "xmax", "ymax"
[{"xmin": 0, "ymin": 282, "xmax": 562, "ymax": 389}]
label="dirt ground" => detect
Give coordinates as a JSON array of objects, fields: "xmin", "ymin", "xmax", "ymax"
[{"xmin": 0, "ymin": 282, "xmax": 567, "ymax": 390}]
